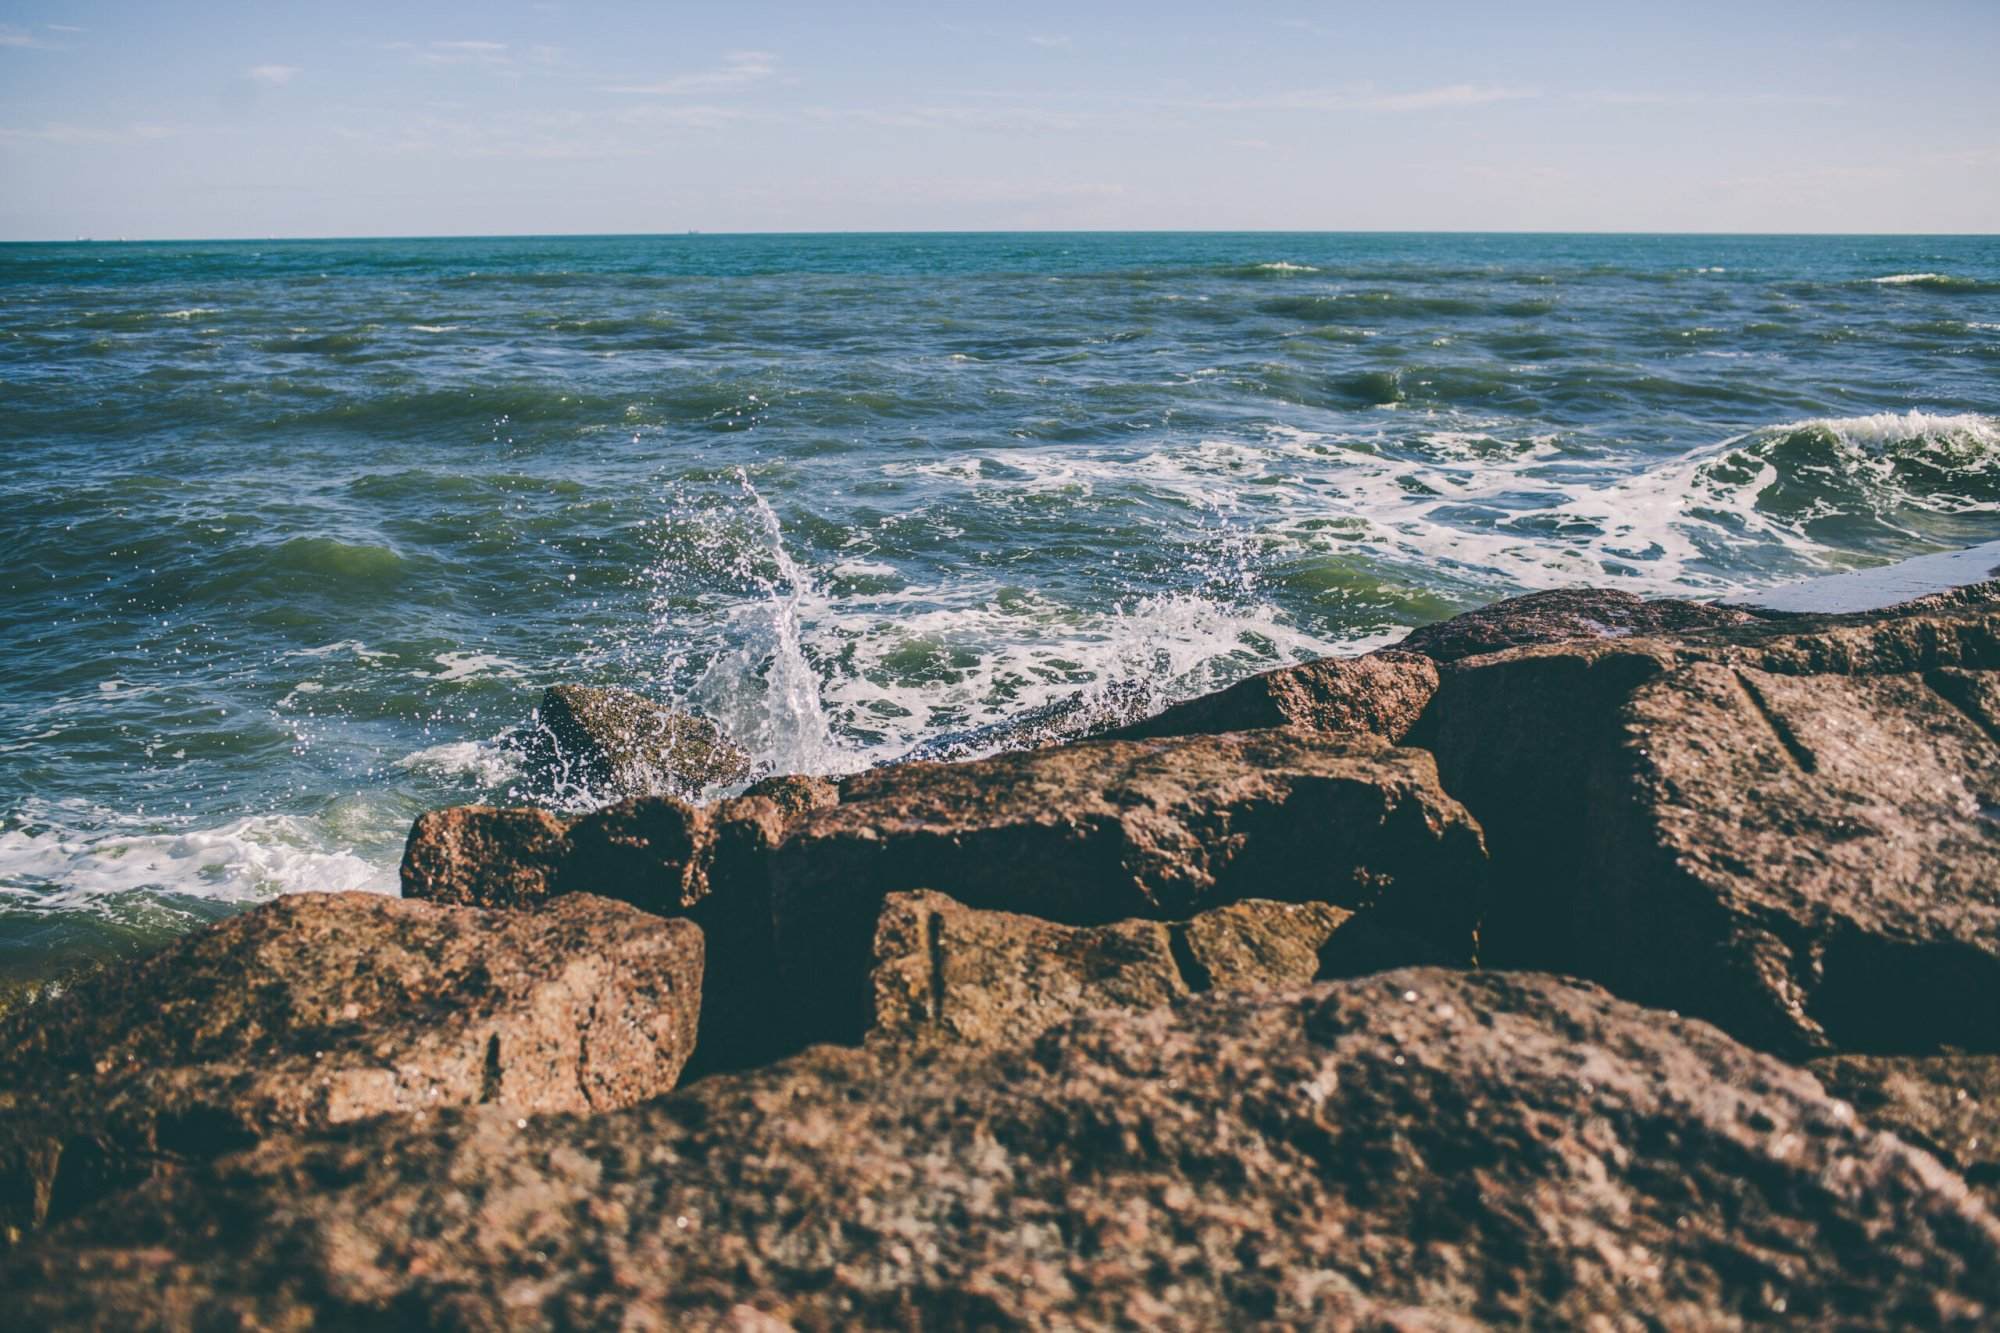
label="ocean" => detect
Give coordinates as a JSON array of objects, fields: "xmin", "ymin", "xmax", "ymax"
[{"xmin": 3, "ymin": 231, "xmax": 1997, "ymax": 980}]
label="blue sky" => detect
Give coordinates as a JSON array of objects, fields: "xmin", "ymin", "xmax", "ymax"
[{"xmin": 1, "ymin": 1, "xmax": 1995, "ymax": 239}]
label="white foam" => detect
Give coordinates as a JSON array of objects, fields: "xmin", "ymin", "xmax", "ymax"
[
  {"xmin": 409, "ymin": 324, "xmax": 463, "ymax": 333},
  {"xmin": 394, "ymin": 739, "xmax": 523, "ymax": 786},
  {"xmin": 0, "ymin": 806, "xmax": 395, "ymax": 913},
  {"xmin": 1869, "ymin": 273, "xmax": 1952, "ymax": 285},
  {"xmin": 430, "ymin": 651, "xmax": 527, "ymax": 682}
]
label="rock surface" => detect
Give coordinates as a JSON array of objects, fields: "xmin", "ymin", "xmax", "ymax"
[
  {"xmin": 405, "ymin": 794, "xmax": 803, "ymax": 1076},
  {"xmin": 525, "ymin": 683, "xmax": 752, "ymax": 801},
  {"xmin": 0, "ymin": 892, "xmax": 702, "ymax": 1240},
  {"xmin": 773, "ymin": 729, "xmax": 1486, "ymax": 1042},
  {"xmin": 868, "ymin": 891, "xmax": 1350, "ymax": 1045},
  {"xmin": 10, "ymin": 970, "xmax": 1998, "ymax": 1329},
  {"xmin": 1417, "ymin": 600, "xmax": 2000, "ymax": 1055},
  {"xmin": 1391, "ymin": 587, "xmax": 1754, "ymax": 662},
  {"xmin": 1104, "ymin": 650, "xmax": 1438, "ymax": 743},
  {"xmin": 1811, "ymin": 1055, "xmax": 2000, "ymax": 1198}
]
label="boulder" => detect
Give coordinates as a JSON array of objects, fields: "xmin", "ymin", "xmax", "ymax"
[
  {"xmin": 9, "ymin": 970, "xmax": 1998, "ymax": 1329},
  {"xmin": 524, "ymin": 684, "xmax": 752, "ymax": 801},
  {"xmin": 867, "ymin": 891, "xmax": 1350, "ymax": 1045},
  {"xmin": 1103, "ymin": 650, "xmax": 1438, "ymax": 743},
  {"xmin": 0, "ymin": 892, "xmax": 702, "ymax": 1240},
  {"xmin": 771, "ymin": 729, "xmax": 1486, "ymax": 1042},
  {"xmin": 1416, "ymin": 597, "xmax": 2000, "ymax": 1055},
  {"xmin": 1390, "ymin": 586, "xmax": 1754, "ymax": 662},
  {"xmin": 740, "ymin": 773, "xmax": 840, "ymax": 818},
  {"xmin": 404, "ymin": 794, "xmax": 800, "ymax": 1077},
  {"xmin": 1811, "ymin": 1055, "xmax": 2000, "ymax": 1198}
]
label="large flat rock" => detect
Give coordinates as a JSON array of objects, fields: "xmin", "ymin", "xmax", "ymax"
[
  {"xmin": 771, "ymin": 729, "xmax": 1486, "ymax": 1042},
  {"xmin": 1390, "ymin": 587, "xmax": 1754, "ymax": 662},
  {"xmin": 8, "ymin": 970, "xmax": 1996, "ymax": 1328},
  {"xmin": 0, "ymin": 892, "xmax": 702, "ymax": 1240}
]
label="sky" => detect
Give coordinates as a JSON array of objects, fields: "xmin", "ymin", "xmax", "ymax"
[{"xmin": 0, "ymin": 1, "xmax": 1995, "ymax": 240}]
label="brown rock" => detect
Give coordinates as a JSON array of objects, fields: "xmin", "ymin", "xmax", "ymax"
[
  {"xmin": 0, "ymin": 892, "xmax": 702, "ymax": 1240},
  {"xmin": 1390, "ymin": 586, "xmax": 1754, "ymax": 662},
  {"xmin": 740, "ymin": 773, "xmax": 840, "ymax": 818},
  {"xmin": 867, "ymin": 892, "xmax": 1351, "ymax": 1046},
  {"xmin": 1418, "ymin": 598, "xmax": 2000, "ymax": 1055},
  {"xmin": 869, "ymin": 890, "xmax": 1186, "ymax": 1045},
  {"xmin": 9, "ymin": 970, "xmax": 1997, "ymax": 1329},
  {"xmin": 399, "ymin": 804, "xmax": 570, "ymax": 909},
  {"xmin": 528, "ymin": 683, "xmax": 752, "ymax": 801},
  {"xmin": 1179, "ymin": 896, "xmax": 1352, "ymax": 990},
  {"xmin": 1104, "ymin": 650, "xmax": 1438, "ymax": 743},
  {"xmin": 772, "ymin": 729, "xmax": 1486, "ymax": 1043},
  {"xmin": 1811, "ymin": 1055, "xmax": 2000, "ymax": 1198}
]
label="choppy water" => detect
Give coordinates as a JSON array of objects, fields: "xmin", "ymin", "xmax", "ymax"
[{"xmin": 4, "ymin": 231, "xmax": 1998, "ymax": 978}]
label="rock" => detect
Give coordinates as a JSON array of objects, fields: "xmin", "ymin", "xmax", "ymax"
[
  {"xmin": 1811, "ymin": 1055, "xmax": 2000, "ymax": 1197},
  {"xmin": 1178, "ymin": 897, "xmax": 1352, "ymax": 990},
  {"xmin": 1390, "ymin": 587, "xmax": 1754, "ymax": 662},
  {"xmin": 1103, "ymin": 650, "xmax": 1438, "ymax": 743},
  {"xmin": 1417, "ymin": 597, "xmax": 2000, "ymax": 1055},
  {"xmin": 867, "ymin": 891, "xmax": 1350, "ymax": 1045},
  {"xmin": 0, "ymin": 892, "xmax": 702, "ymax": 1241},
  {"xmin": 891, "ymin": 679, "xmax": 1160, "ymax": 766},
  {"xmin": 400, "ymin": 804, "xmax": 571, "ymax": 909},
  {"xmin": 10, "ymin": 970, "xmax": 1998, "ymax": 1329},
  {"xmin": 739, "ymin": 773, "xmax": 840, "ymax": 819},
  {"xmin": 405, "ymin": 794, "xmax": 803, "ymax": 1077},
  {"xmin": 525, "ymin": 684, "xmax": 752, "ymax": 801},
  {"xmin": 772, "ymin": 729, "xmax": 1486, "ymax": 1043}
]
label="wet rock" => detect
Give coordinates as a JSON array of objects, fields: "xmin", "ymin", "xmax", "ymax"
[
  {"xmin": 1391, "ymin": 586, "xmax": 1754, "ymax": 662},
  {"xmin": 10, "ymin": 970, "xmax": 1998, "ymax": 1329},
  {"xmin": 524, "ymin": 684, "xmax": 752, "ymax": 801},
  {"xmin": 399, "ymin": 804, "xmax": 571, "ymax": 910},
  {"xmin": 0, "ymin": 891, "xmax": 702, "ymax": 1241},
  {"xmin": 1418, "ymin": 598, "xmax": 2000, "ymax": 1055},
  {"xmin": 1104, "ymin": 650, "xmax": 1438, "ymax": 743},
  {"xmin": 772, "ymin": 729, "xmax": 1486, "ymax": 1043},
  {"xmin": 867, "ymin": 891, "xmax": 1351, "ymax": 1045},
  {"xmin": 739, "ymin": 772, "xmax": 840, "ymax": 818},
  {"xmin": 1811, "ymin": 1055, "xmax": 2000, "ymax": 1197},
  {"xmin": 891, "ymin": 679, "xmax": 1160, "ymax": 766}
]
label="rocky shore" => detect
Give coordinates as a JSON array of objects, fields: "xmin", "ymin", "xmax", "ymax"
[{"xmin": 5, "ymin": 571, "xmax": 2000, "ymax": 1327}]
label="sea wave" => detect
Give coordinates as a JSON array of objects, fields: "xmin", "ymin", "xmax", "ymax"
[{"xmin": 1866, "ymin": 273, "xmax": 2000, "ymax": 293}]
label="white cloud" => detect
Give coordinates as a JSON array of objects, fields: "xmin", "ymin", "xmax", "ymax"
[
  {"xmin": 385, "ymin": 40, "xmax": 514, "ymax": 68},
  {"xmin": 247, "ymin": 64, "xmax": 300, "ymax": 87},
  {"xmin": 0, "ymin": 26, "xmax": 46, "ymax": 48},
  {"xmin": 45, "ymin": 24, "xmax": 86, "ymax": 33},
  {"xmin": 606, "ymin": 50, "xmax": 776, "ymax": 96},
  {"xmin": 1027, "ymin": 34, "xmax": 1072, "ymax": 50}
]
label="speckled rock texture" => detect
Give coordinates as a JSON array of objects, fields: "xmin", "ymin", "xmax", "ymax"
[
  {"xmin": 1415, "ymin": 600, "xmax": 2000, "ymax": 1056},
  {"xmin": 1812, "ymin": 1055, "xmax": 2000, "ymax": 1202},
  {"xmin": 525, "ymin": 683, "xmax": 753, "ymax": 801},
  {"xmin": 9, "ymin": 971, "xmax": 1998, "ymax": 1330},
  {"xmin": 405, "ymin": 794, "xmax": 802, "ymax": 1077},
  {"xmin": 1389, "ymin": 587, "xmax": 1755, "ymax": 662},
  {"xmin": 0, "ymin": 891, "xmax": 702, "ymax": 1242},
  {"xmin": 867, "ymin": 891, "xmax": 1351, "ymax": 1045},
  {"xmin": 1104, "ymin": 650, "xmax": 1439, "ymax": 744},
  {"xmin": 772, "ymin": 729, "xmax": 1487, "ymax": 1042}
]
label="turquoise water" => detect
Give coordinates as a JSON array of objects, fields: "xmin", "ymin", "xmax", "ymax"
[{"xmin": 4, "ymin": 232, "xmax": 1998, "ymax": 975}]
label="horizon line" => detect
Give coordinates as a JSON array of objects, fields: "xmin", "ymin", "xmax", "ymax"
[{"xmin": 3, "ymin": 226, "xmax": 1997, "ymax": 246}]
